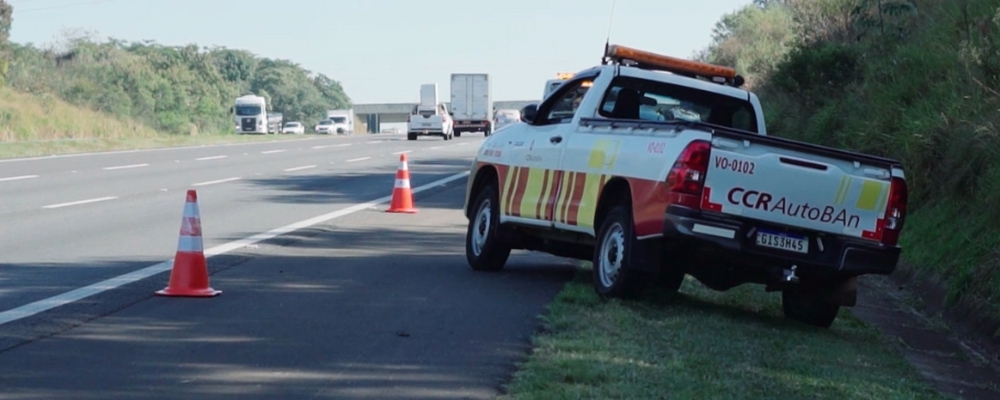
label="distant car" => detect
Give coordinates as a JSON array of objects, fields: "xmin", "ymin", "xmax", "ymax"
[
  {"xmin": 381, "ymin": 127, "xmax": 401, "ymax": 134},
  {"xmin": 493, "ymin": 109, "xmax": 521, "ymax": 131},
  {"xmin": 315, "ymin": 120, "xmax": 335, "ymax": 134},
  {"xmin": 281, "ymin": 121, "xmax": 305, "ymax": 134}
]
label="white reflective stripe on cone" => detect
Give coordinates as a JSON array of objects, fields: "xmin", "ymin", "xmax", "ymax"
[
  {"xmin": 394, "ymin": 179, "xmax": 410, "ymax": 189},
  {"xmin": 184, "ymin": 202, "xmax": 200, "ymax": 217},
  {"xmin": 399, "ymin": 161, "xmax": 408, "ymax": 171},
  {"xmin": 177, "ymin": 235, "xmax": 205, "ymax": 252}
]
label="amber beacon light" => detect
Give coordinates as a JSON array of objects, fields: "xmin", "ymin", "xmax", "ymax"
[{"xmin": 605, "ymin": 44, "xmax": 738, "ymax": 80}]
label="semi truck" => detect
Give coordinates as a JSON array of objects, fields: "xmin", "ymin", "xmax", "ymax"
[
  {"xmin": 326, "ymin": 109, "xmax": 355, "ymax": 135},
  {"xmin": 233, "ymin": 95, "xmax": 268, "ymax": 134},
  {"xmin": 450, "ymin": 73, "xmax": 493, "ymax": 137}
]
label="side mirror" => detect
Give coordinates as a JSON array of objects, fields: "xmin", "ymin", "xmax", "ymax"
[{"xmin": 521, "ymin": 104, "xmax": 539, "ymax": 124}]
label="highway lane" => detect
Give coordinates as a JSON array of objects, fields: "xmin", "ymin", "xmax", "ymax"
[
  {"xmin": 0, "ymin": 180, "xmax": 575, "ymax": 399},
  {"xmin": 0, "ymin": 133, "xmax": 485, "ymax": 321}
]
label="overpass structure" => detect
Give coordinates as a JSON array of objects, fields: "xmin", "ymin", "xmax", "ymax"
[{"xmin": 354, "ymin": 100, "xmax": 537, "ymax": 133}]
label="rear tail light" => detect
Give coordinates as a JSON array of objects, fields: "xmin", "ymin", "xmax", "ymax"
[
  {"xmin": 879, "ymin": 176, "xmax": 908, "ymax": 246},
  {"xmin": 666, "ymin": 140, "xmax": 711, "ymax": 209}
]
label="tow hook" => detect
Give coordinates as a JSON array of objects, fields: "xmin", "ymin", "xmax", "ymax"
[
  {"xmin": 765, "ymin": 265, "xmax": 799, "ymax": 292},
  {"xmin": 784, "ymin": 265, "xmax": 799, "ymax": 284}
]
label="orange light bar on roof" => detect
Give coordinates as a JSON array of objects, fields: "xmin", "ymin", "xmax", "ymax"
[
  {"xmin": 606, "ymin": 44, "xmax": 737, "ymax": 79},
  {"xmin": 556, "ymin": 72, "xmax": 575, "ymax": 80}
]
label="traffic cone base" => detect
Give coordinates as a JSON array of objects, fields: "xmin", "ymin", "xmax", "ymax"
[
  {"xmin": 156, "ymin": 253, "xmax": 221, "ymax": 297},
  {"xmin": 386, "ymin": 154, "xmax": 418, "ymax": 213},
  {"xmin": 156, "ymin": 189, "xmax": 221, "ymax": 298}
]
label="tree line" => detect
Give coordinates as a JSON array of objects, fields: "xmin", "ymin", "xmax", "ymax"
[{"xmin": 0, "ymin": 1, "xmax": 350, "ymax": 135}]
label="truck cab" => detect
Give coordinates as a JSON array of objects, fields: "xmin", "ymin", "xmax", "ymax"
[
  {"xmin": 234, "ymin": 95, "xmax": 268, "ymax": 134},
  {"xmin": 463, "ymin": 45, "xmax": 909, "ymax": 329},
  {"xmin": 327, "ymin": 109, "xmax": 355, "ymax": 135}
]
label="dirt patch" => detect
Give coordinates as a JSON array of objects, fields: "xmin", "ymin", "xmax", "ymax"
[{"xmin": 853, "ymin": 275, "xmax": 1000, "ymax": 400}]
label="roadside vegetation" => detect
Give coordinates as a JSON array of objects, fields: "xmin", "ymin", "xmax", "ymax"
[
  {"xmin": 697, "ymin": 0, "xmax": 1000, "ymax": 340},
  {"xmin": 505, "ymin": 0, "xmax": 1000, "ymax": 398},
  {"xmin": 0, "ymin": 1, "xmax": 351, "ymax": 158},
  {"xmin": 501, "ymin": 267, "xmax": 942, "ymax": 400}
]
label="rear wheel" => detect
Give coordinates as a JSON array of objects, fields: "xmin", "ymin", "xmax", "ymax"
[
  {"xmin": 782, "ymin": 282, "xmax": 841, "ymax": 328},
  {"xmin": 455, "ymin": 130, "xmax": 462, "ymax": 138},
  {"xmin": 592, "ymin": 205, "xmax": 649, "ymax": 299},
  {"xmin": 407, "ymin": 132, "xmax": 417, "ymax": 141},
  {"xmin": 466, "ymin": 184, "xmax": 511, "ymax": 271}
]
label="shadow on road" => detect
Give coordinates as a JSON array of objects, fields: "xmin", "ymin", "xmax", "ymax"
[
  {"xmin": 0, "ymin": 178, "xmax": 577, "ymax": 399},
  {"xmin": 241, "ymin": 156, "xmax": 474, "ymax": 205}
]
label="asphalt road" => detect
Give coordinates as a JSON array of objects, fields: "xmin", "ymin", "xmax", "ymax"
[
  {"xmin": 0, "ymin": 133, "xmax": 482, "ymax": 332},
  {"xmin": 0, "ymin": 162, "xmax": 576, "ymax": 398}
]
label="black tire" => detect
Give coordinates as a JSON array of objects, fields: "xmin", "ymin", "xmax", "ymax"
[
  {"xmin": 407, "ymin": 132, "xmax": 417, "ymax": 141},
  {"xmin": 782, "ymin": 284, "xmax": 841, "ymax": 328},
  {"xmin": 455, "ymin": 131, "xmax": 462, "ymax": 138},
  {"xmin": 466, "ymin": 184, "xmax": 511, "ymax": 272},
  {"xmin": 592, "ymin": 204, "xmax": 649, "ymax": 299}
]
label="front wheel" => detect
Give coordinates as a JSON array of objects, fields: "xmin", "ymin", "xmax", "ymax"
[
  {"xmin": 407, "ymin": 132, "xmax": 417, "ymax": 141},
  {"xmin": 592, "ymin": 205, "xmax": 648, "ymax": 299},
  {"xmin": 466, "ymin": 184, "xmax": 511, "ymax": 272}
]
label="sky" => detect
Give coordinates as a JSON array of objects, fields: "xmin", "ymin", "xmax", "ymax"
[{"xmin": 7, "ymin": 0, "xmax": 752, "ymax": 105}]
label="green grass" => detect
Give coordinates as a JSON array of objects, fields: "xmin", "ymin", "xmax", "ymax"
[
  {"xmin": 501, "ymin": 267, "xmax": 945, "ymax": 400},
  {"xmin": 0, "ymin": 87, "xmax": 337, "ymax": 159}
]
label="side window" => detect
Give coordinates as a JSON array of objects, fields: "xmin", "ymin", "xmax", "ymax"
[{"xmin": 537, "ymin": 78, "xmax": 593, "ymax": 125}]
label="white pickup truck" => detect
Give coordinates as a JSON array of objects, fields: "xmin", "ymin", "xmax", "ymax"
[
  {"xmin": 463, "ymin": 45, "xmax": 909, "ymax": 328},
  {"xmin": 408, "ymin": 83, "xmax": 455, "ymax": 140}
]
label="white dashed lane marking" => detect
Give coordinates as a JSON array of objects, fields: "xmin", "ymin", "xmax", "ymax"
[{"xmin": 43, "ymin": 196, "xmax": 118, "ymax": 209}]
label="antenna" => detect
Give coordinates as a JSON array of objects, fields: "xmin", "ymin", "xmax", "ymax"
[{"xmin": 602, "ymin": 0, "xmax": 617, "ymax": 64}]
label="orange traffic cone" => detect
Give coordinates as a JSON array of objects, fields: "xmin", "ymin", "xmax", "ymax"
[
  {"xmin": 386, "ymin": 153, "xmax": 418, "ymax": 213},
  {"xmin": 156, "ymin": 190, "xmax": 221, "ymax": 297}
]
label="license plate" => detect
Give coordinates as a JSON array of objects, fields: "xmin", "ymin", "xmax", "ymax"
[
  {"xmin": 755, "ymin": 230, "xmax": 808, "ymax": 254},
  {"xmin": 422, "ymin": 123, "xmax": 431, "ymax": 127}
]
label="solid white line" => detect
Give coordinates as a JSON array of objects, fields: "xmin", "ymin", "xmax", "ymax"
[
  {"xmin": 332, "ymin": 143, "xmax": 352, "ymax": 148},
  {"xmin": 392, "ymin": 150, "xmax": 412, "ymax": 155},
  {"xmin": 0, "ymin": 174, "xmax": 39, "ymax": 182},
  {"xmin": 261, "ymin": 149, "xmax": 286, "ymax": 154},
  {"xmin": 284, "ymin": 165, "xmax": 316, "ymax": 172},
  {"xmin": 0, "ymin": 171, "xmax": 470, "ymax": 326},
  {"xmin": 192, "ymin": 177, "xmax": 241, "ymax": 186},
  {"xmin": 42, "ymin": 196, "xmax": 118, "ymax": 209},
  {"xmin": 429, "ymin": 146, "xmax": 443, "ymax": 150},
  {"xmin": 311, "ymin": 145, "xmax": 330, "ymax": 149},
  {"xmin": 103, "ymin": 163, "xmax": 149, "ymax": 171},
  {"xmin": 345, "ymin": 157, "xmax": 371, "ymax": 163},
  {"xmin": 366, "ymin": 140, "xmax": 382, "ymax": 144},
  {"xmin": 196, "ymin": 155, "xmax": 228, "ymax": 161}
]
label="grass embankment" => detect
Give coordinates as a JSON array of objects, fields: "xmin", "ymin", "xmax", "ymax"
[
  {"xmin": 698, "ymin": 0, "xmax": 1000, "ymax": 338},
  {"xmin": 0, "ymin": 87, "xmax": 313, "ymax": 159},
  {"xmin": 501, "ymin": 268, "xmax": 943, "ymax": 400}
]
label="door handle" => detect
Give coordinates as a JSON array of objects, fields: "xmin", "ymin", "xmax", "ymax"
[{"xmin": 549, "ymin": 136, "xmax": 563, "ymax": 144}]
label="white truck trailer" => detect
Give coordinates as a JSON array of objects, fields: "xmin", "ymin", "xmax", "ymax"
[{"xmin": 450, "ymin": 73, "xmax": 493, "ymax": 137}]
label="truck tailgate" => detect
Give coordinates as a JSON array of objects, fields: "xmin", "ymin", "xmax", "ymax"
[{"xmin": 700, "ymin": 131, "xmax": 899, "ymax": 244}]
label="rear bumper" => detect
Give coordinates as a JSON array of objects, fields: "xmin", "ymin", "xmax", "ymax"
[
  {"xmin": 454, "ymin": 120, "xmax": 490, "ymax": 130},
  {"xmin": 408, "ymin": 127, "xmax": 446, "ymax": 134},
  {"xmin": 662, "ymin": 205, "xmax": 899, "ymax": 276}
]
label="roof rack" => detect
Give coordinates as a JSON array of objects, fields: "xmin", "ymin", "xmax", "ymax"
[{"xmin": 603, "ymin": 44, "xmax": 746, "ymax": 88}]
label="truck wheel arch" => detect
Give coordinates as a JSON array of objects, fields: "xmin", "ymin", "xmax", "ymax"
[
  {"xmin": 594, "ymin": 177, "xmax": 633, "ymax": 233},
  {"xmin": 467, "ymin": 165, "xmax": 500, "ymax": 219}
]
